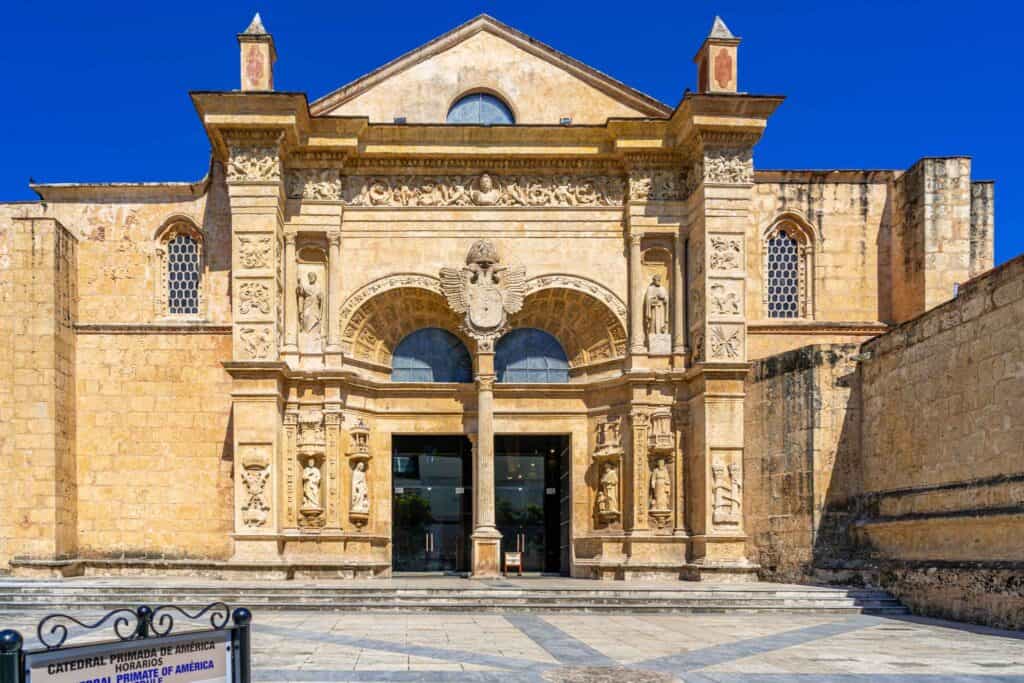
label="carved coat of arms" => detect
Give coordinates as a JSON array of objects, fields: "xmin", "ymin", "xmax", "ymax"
[{"xmin": 440, "ymin": 240, "xmax": 526, "ymax": 341}]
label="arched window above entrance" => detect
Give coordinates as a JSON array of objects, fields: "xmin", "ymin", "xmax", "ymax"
[
  {"xmin": 446, "ymin": 92, "xmax": 515, "ymax": 125},
  {"xmin": 391, "ymin": 328, "xmax": 473, "ymax": 383},
  {"xmin": 495, "ymin": 328, "xmax": 569, "ymax": 383}
]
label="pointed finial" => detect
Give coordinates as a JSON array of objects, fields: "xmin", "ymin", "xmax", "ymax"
[
  {"xmin": 708, "ymin": 16, "xmax": 735, "ymax": 40},
  {"xmin": 243, "ymin": 12, "xmax": 268, "ymax": 35}
]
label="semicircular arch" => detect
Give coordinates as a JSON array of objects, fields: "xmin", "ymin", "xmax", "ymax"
[
  {"xmin": 340, "ymin": 284, "xmax": 468, "ymax": 368},
  {"xmin": 523, "ymin": 274, "xmax": 628, "ymax": 330},
  {"xmin": 508, "ymin": 287, "xmax": 627, "ymax": 368}
]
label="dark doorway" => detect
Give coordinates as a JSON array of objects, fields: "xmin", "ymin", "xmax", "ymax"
[
  {"xmin": 392, "ymin": 435, "xmax": 473, "ymax": 573},
  {"xmin": 494, "ymin": 434, "xmax": 570, "ymax": 575}
]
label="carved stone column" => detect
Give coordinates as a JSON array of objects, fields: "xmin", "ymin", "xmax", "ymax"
[
  {"xmin": 624, "ymin": 411, "xmax": 650, "ymax": 532},
  {"xmin": 685, "ymin": 141, "xmax": 755, "ymax": 575},
  {"xmin": 628, "ymin": 232, "xmax": 645, "ymax": 357},
  {"xmin": 226, "ymin": 133, "xmax": 286, "ymax": 563},
  {"xmin": 283, "ymin": 233, "xmax": 298, "ymax": 361},
  {"xmin": 673, "ymin": 232, "xmax": 686, "ymax": 364},
  {"xmin": 325, "ymin": 230, "xmax": 342, "ymax": 367},
  {"xmin": 471, "ymin": 355, "xmax": 501, "ymax": 577}
]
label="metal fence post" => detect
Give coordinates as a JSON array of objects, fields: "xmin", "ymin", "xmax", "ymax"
[
  {"xmin": 0, "ymin": 630, "xmax": 23, "ymax": 683},
  {"xmin": 231, "ymin": 608, "xmax": 252, "ymax": 683},
  {"xmin": 135, "ymin": 606, "xmax": 152, "ymax": 639}
]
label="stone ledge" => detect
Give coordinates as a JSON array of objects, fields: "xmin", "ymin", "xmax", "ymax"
[{"xmin": 8, "ymin": 557, "xmax": 391, "ymax": 580}]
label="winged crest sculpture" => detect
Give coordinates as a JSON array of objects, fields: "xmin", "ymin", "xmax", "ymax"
[{"xmin": 440, "ymin": 240, "xmax": 526, "ymax": 342}]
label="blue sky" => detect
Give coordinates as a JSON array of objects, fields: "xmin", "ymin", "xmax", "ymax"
[{"xmin": 1, "ymin": 1, "xmax": 1020, "ymax": 263}]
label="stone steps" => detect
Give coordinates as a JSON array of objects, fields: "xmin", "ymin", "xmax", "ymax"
[{"xmin": 0, "ymin": 583, "xmax": 907, "ymax": 614}]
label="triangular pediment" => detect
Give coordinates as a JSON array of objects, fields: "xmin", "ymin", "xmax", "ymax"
[{"xmin": 310, "ymin": 15, "xmax": 671, "ymax": 123}]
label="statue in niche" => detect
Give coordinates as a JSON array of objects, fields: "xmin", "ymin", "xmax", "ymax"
[
  {"xmin": 351, "ymin": 461, "xmax": 370, "ymax": 514},
  {"xmin": 297, "ymin": 271, "xmax": 324, "ymax": 336},
  {"xmin": 471, "ymin": 173, "xmax": 501, "ymax": 206},
  {"xmin": 596, "ymin": 462, "xmax": 619, "ymax": 517},
  {"xmin": 644, "ymin": 275, "xmax": 669, "ymax": 335},
  {"xmin": 649, "ymin": 457, "xmax": 671, "ymax": 511},
  {"xmin": 301, "ymin": 458, "xmax": 321, "ymax": 510}
]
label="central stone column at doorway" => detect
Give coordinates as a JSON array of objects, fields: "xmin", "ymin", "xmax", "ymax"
[{"xmin": 471, "ymin": 349, "xmax": 502, "ymax": 577}]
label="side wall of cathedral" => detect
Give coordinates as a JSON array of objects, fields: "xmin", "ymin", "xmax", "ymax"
[{"xmin": 856, "ymin": 254, "xmax": 1024, "ymax": 629}]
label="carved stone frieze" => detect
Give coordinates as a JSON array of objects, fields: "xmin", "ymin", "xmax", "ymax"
[
  {"xmin": 227, "ymin": 145, "xmax": 281, "ymax": 182},
  {"xmin": 237, "ymin": 236, "xmax": 274, "ymax": 269},
  {"xmin": 238, "ymin": 281, "xmax": 272, "ymax": 316},
  {"xmin": 286, "ymin": 168, "xmax": 342, "ymax": 200},
  {"xmin": 628, "ymin": 169, "xmax": 684, "ymax": 201},
  {"xmin": 343, "ymin": 173, "xmax": 624, "ymax": 207},
  {"xmin": 702, "ymin": 147, "xmax": 754, "ymax": 185}
]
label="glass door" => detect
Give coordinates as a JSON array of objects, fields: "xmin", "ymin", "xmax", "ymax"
[
  {"xmin": 494, "ymin": 435, "xmax": 567, "ymax": 573},
  {"xmin": 392, "ymin": 435, "xmax": 472, "ymax": 572}
]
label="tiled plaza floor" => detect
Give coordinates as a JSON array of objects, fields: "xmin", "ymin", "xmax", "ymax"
[{"xmin": 1, "ymin": 608, "xmax": 1022, "ymax": 682}]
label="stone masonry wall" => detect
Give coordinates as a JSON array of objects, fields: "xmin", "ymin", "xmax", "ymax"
[
  {"xmin": 857, "ymin": 253, "xmax": 1024, "ymax": 629},
  {"xmin": 743, "ymin": 344, "xmax": 861, "ymax": 581},
  {"xmin": 0, "ymin": 215, "xmax": 78, "ymax": 568},
  {"xmin": 74, "ymin": 332, "xmax": 234, "ymax": 561}
]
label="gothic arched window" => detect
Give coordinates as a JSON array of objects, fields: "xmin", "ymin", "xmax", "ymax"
[
  {"xmin": 495, "ymin": 328, "xmax": 569, "ymax": 383},
  {"xmin": 392, "ymin": 328, "xmax": 473, "ymax": 383},
  {"xmin": 446, "ymin": 92, "xmax": 515, "ymax": 125},
  {"xmin": 763, "ymin": 215, "xmax": 815, "ymax": 319},
  {"xmin": 154, "ymin": 219, "xmax": 204, "ymax": 318}
]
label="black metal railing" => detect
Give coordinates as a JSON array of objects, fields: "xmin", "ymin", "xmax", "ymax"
[{"xmin": 0, "ymin": 603, "xmax": 251, "ymax": 683}]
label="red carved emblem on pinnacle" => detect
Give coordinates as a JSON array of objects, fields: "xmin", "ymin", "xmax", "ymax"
[
  {"xmin": 245, "ymin": 48, "xmax": 264, "ymax": 87},
  {"xmin": 714, "ymin": 48, "xmax": 733, "ymax": 90}
]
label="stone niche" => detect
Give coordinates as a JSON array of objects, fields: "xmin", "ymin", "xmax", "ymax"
[
  {"xmin": 642, "ymin": 245, "xmax": 672, "ymax": 355},
  {"xmin": 592, "ymin": 415, "xmax": 624, "ymax": 529},
  {"xmin": 647, "ymin": 407, "xmax": 674, "ymax": 531},
  {"xmin": 346, "ymin": 418, "xmax": 372, "ymax": 528},
  {"xmin": 296, "ymin": 242, "xmax": 327, "ymax": 363}
]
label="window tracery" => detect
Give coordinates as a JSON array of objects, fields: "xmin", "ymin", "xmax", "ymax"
[
  {"xmin": 763, "ymin": 214, "xmax": 815, "ymax": 319},
  {"xmin": 154, "ymin": 219, "xmax": 204, "ymax": 319}
]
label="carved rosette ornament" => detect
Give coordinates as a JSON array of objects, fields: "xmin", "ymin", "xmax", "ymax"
[
  {"xmin": 347, "ymin": 418, "xmax": 372, "ymax": 527},
  {"xmin": 440, "ymin": 240, "xmax": 526, "ymax": 347}
]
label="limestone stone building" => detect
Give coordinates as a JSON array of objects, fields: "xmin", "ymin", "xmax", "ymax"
[{"xmin": 2, "ymin": 14, "xmax": 1016, "ymax": 618}]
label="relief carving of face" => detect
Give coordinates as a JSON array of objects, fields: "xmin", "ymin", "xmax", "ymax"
[{"xmin": 480, "ymin": 173, "xmax": 494, "ymax": 191}]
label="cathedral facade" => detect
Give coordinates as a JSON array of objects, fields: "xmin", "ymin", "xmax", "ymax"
[{"xmin": 0, "ymin": 15, "xmax": 1000, "ymax": 583}]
